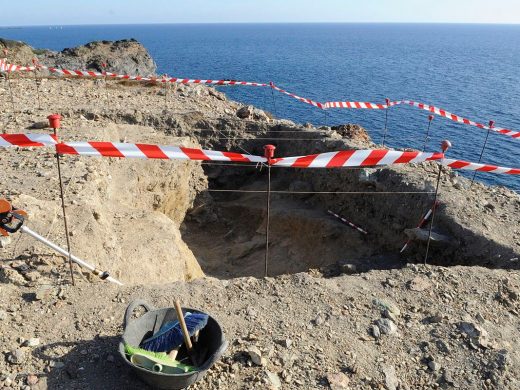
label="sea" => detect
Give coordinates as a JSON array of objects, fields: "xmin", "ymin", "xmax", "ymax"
[{"xmin": 1, "ymin": 23, "xmax": 518, "ymax": 191}]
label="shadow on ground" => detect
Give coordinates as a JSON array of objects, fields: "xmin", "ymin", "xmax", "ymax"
[{"xmin": 32, "ymin": 337, "xmax": 151, "ymax": 390}]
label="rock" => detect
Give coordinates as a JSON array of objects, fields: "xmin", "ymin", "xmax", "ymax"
[
  {"xmin": 375, "ymin": 318, "xmax": 397, "ymax": 335},
  {"xmin": 436, "ymin": 340, "xmax": 451, "ymax": 354},
  {"xmin": 373, "ymin": 299, "xmax": 401, "ymax": 317},
  {"xmin": 236, "ymin": 106, "xmax": 252, "ymax": 119},
  {"xmin": 265, "ymin": 371, "xmax": 281, "ymax": 389},
  {"xmin": 424, "ymin": 312, "xmax": 443, "ymax": 324},
  {"xmin": 314, "ymin": 314, "xmax": 325, "ymax": 326},
  {"xmin": 26, "ymin": 375, "xmax": 39, "ymax": 386},
  {"xmin": 385, "ymin": 278, "xmax": 398, "ymax": 288},
  {"xmin": 428, "ymin": 360, "xmax": 441, "ymax": 371},
  {"xmin": 382, "ymin": 309, "xmax": 399, "ymax": 323},
  {"xmin": 371, "ymin": 325, "xmax": 381, "ymax": 339},
  {"xmin": 458, "ymin": 322, "xmax": 489, "ymax": 348},
  {"xmin": 382, "ymin": 365, "xmax": 399, "ymax": 390},
  {"xmin": 326, "ymin": 372, "xmax": 350, "ymax": 390},
  {"xmin": 39, "ymin": 39, "xmax": 157, "ymax": 76},
  {"xmin": 331, "ymin": 124, "xmax": 371, "ymax": 143},
  {"xmin": 278, "ymin": 338, "xmax": 292, "ymax": 348},
  {"xmin": 404, "ymin": 228, "xmax": 455, "ymax": 245},
  {"xmin": 247, "ymin": 346, "xmax": 266, "ymax": 366},
  {"xmin": 408, "ymin": 276, "xmax": 432, "ymax": 292},
  {"xmin": 23, "ymin": 270, "xmax": 40, "ymax": 282},
  {"xmin": 0, "ymin": 235, "xmax": 12, "ymax": 248},
  {"xmin": 0, "ymin": 266, "xmax": 26, "ymax": 285},
  {"xmin": 35, "ymin": 285, "xmax": 55, "ymax": 301},
  {"xmin": 24, "ymin": 338, "xmax": 40, "ymax": 347},
  {"xmin": 26, "ymin": 121, "xmax": 49, "ymax": 130},
  {"xmin": 0, "ymin": 309, "xmax": 8, "ymax": 321},
  {"xmin": 7, "ymin": 348, "xmax": 25, "ymax": 365},
  {"xmin": 338, "ymin": 261, "xmax": 358, "ymax": 275}
]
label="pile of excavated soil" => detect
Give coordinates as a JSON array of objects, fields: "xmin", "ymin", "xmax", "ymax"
[
  {"xmin": 0, "ymin": 121, "xmax": 206, "ymax": 285},
  {"xmin": 0, "ymin": 76, "xmax": 519, "ymax": 390}
]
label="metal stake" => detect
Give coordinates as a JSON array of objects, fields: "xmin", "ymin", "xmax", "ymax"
[
  {"xmin": 471, "ymin": 120, "xmax": 494, "ymax": 186},
  {"xmin": 2, "ymin": 49, "xmax": 16, "ymax": 115},
  {"xmin": 424, "ymin": 140, "xmax": 451, "ymax": 265},
  {"xmin": 102, "ymin": 62, "xmax": 109, "ymax": 103},
  {"xmin": 263, "ymin": 144, "xmax": 276, "ymax": 277},
  {"xmin": 32, "ymin": 58, "xmax": 42, "ymax": 110},
  {"xmin": 422, "ymin": 115, "xmax": 434, "ymax": 152},
  {"xmin": 48, "ymin": 114, "xmax": 75, "ymax": 285},
  {"xmin": 163, "ymin": 75, "xmax": 168, "ymax": 109}
]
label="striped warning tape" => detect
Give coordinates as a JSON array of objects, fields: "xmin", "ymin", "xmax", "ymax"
[
  {"xmin": 0, "ymin": 59, "xmax": 267, "ymax": 87},
  {"xmin": 1, "ymin": 134, "xmax": 517, "ymax": 175},
  {"xmin": 270, "ymin": 150, "xmax": 444, "ymax": 168},
  {"xmin": 54, "ymin": 141, "xmax": 267, "ymax": 162},
  {"xmin": 269, "ymin": 83, "xmax": 325, "ymax": 109},
  {"xmin": 0, "ymin": 59, "xmax": 37, "ymax": 73},
  {"xmin": 1, "ymin": 57, "xmax": 519, "ymax": 139},
  {"xmin": 0, "ymin": 133, "xmax": 57, "ymax": 147},
  {"xmin": 442, "ymin": 159, "xmax": 520, "ymax": 175}
]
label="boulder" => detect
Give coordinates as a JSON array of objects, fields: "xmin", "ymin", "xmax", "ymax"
[
  {"xmin": 331, "ymin": 124, "xmax": 371, "ymax": 143},
  {"xmin": 39, "ymin": 39, "xmax": 157, "ymax": 76}
]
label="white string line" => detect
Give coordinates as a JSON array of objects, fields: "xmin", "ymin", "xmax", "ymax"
[{"xmin": 207, "ymin": 189, "xmax": 435, "ymax": 195}]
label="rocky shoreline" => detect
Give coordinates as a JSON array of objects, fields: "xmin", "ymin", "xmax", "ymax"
[
  {"xmin": 0, "ymin": 39, "xmax": 519, "ymax": 390},
  {"xmin": 0, "ymin": 38, "xmax": 156, "ymax": 76}
]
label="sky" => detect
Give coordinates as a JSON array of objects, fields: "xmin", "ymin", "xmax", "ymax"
[{"xmin": 1, "ymin": 0, "xmax": 519, "ymax": 26}]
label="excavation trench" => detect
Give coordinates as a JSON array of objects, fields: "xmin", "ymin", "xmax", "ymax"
[
  {"xmin": 76, "ymin": 104, "xmax": 520, "ymax": 282},
  {"xmin": 176, "ymin": 126, "xmax": 518, "ymax": 278}
]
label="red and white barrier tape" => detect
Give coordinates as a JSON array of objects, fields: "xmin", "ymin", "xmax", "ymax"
[
  {"xmin": 442, "ymin": 159, "xmax": 520, "ymax": 175},
  {"xmin": 270, "ymin": 83, "xmax": 324, "ymax": 109},
  {"xmin": 270, "ymin": 83, "xmax": 519, "ymax": 139},
  {"xmin": 1, "ymin": 134, "xmax": 518, "ymax": 174},
  {"xmin": 54, "ymin": 141, "xmax": 266, "ymax": 163},
  {"xmin": 271, "ymin": 149, "xmax": 444, "ymax": 168},
  {"xmin": 392, "ymin": 100, "xmax": 520, "ymax": 139},
  {"xmin": 1, "ymin": 57, "xmax": 519, "ymax": 139},
  {"xmin": 0, "ymin": 59, "xmax": 37, "ymax": 73},
  {"xmin": 1, "ymin": 59, "xmax": 267, "ymax": 87},
  {"xmin": 0, "ymin": 133, "xmax": 57, "ymax": 147}
]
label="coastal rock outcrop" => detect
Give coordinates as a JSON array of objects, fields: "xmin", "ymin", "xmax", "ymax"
[
  {"xmin": 0, "ymin": 37, "xmax": 157, "ymax": 76},
  {"xmin": 39, "ymin": 39, "xmax": 157, "ymax": 75},
  {"xmin": 0, "ymin": 38, "xmax": 38, "ymax": 66}
]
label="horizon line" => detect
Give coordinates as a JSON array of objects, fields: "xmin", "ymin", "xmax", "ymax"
[{"xmin": 1, "ymin": 21, "xmax": 520, "ymax": 28}]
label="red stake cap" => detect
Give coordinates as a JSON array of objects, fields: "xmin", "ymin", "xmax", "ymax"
[
  {"xmin": 428, "ymin": 114, "xmax": 434, "ymax": 121},
  {"xmin": 47, "ymin": 114, "xmax": 62, "ymax": 129},
  {"xmin": 441, "ymin": 140, "xmax": 452, "ymax": 153},
  {"xmin": 489, "ymin": 120, "xmax": 495, "ymax": 128},
  {"xmin": 263, "ymin": 144, "xmax": 276, "ymax": 159},
  {"xmin": 269, "ymin": 81, "xmax": 274, "ymax": 87},
  {"xmin": 385, "ymin": 98, "xmax": 390, "ymax": 105}
]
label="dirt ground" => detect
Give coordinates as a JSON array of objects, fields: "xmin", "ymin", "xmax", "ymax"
[{"xmin": 0, "ymin": 76, "xmax": 519, "ymax": 390}]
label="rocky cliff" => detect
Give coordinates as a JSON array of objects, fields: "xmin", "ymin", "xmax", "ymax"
[{"xmin": 1, "ymin": 38, "xmax": 156, "ymax": 76}]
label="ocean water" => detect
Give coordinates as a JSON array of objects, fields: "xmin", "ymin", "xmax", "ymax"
[{"xmin": 1, "ymin": 23, "xmax": 519, "ymax": 191}]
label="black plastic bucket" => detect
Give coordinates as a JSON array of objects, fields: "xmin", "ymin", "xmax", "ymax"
[{"xmin": 118, "ymin": 300, "xmax": 227, "ymax": 389}]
